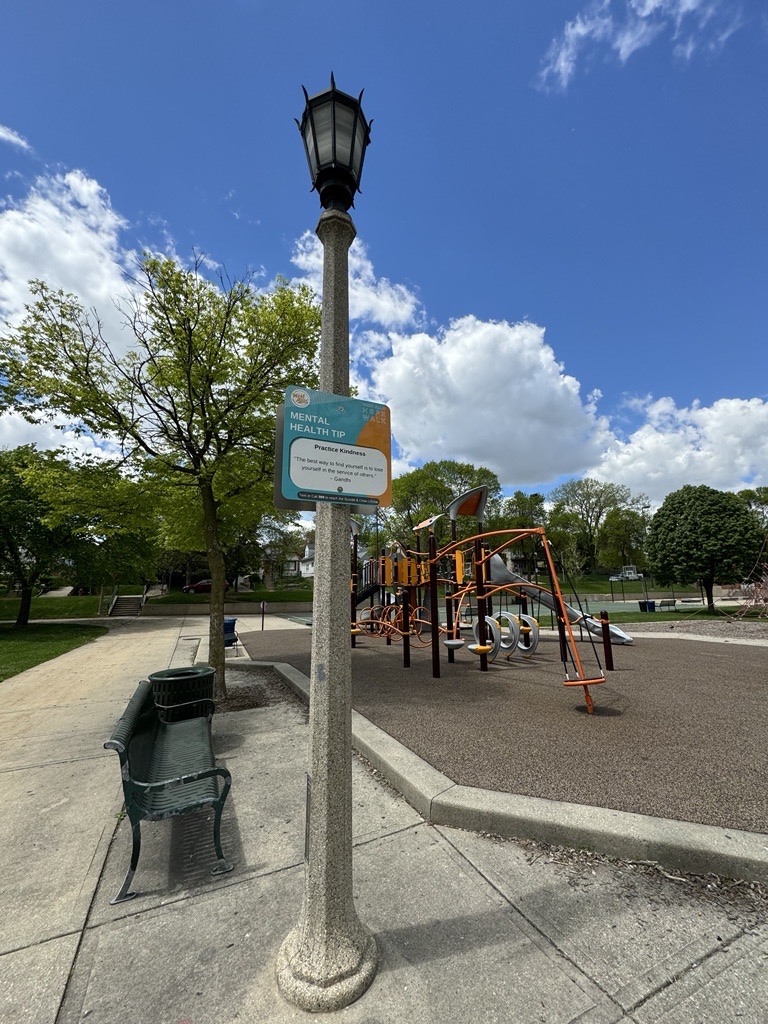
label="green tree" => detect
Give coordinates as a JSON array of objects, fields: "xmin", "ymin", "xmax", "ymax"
[
  {"xmin": 738, "ymin": 487, "xmax": 768, "ymax": 530},
  {"xmin": 2, "ymin": 255, "xmax": 321, "ymax": 696},
  {"xmin": 0, "ymin": 446, "xmax": 78, "ymax": 626},
  {"xmin": 383, "ymin": 461, "xmax": 502, "ymax": 548},
  {"xmin": 24, "ymin": 451, "xmax": 160, "ymax": 605},
  {"xmin": 492, "ymin": 490, "xmax": 547, "ymax": 576},
  {"xmin": 549, "ymin": 478, "xmax": 649, "ymax": 570},
  {"xmin": 647, "ymin": 484, "xmax": 764, "ymax": 612},
  {"xmin": 597, "ymin": 506, "xmax": 649, "ymax": 570}
]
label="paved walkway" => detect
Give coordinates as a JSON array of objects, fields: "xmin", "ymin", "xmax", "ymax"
[{"xmin": 1, "ymin": 614, "xmax": 766, "ymax": 1023}]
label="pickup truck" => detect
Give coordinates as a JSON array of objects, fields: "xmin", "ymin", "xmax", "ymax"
[{"xmin": 609, "ymin": 566, "xmax": 644, "ymax": 582}]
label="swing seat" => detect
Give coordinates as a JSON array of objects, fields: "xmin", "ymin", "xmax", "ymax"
[
  {"xmin": 562, "ymin": 676, "xmax": 605, "ymax": 687},
  {"xmin": 443, "ymin": 638, "xmax": 464, "ymax": 650},
  {"xmin": 467, "ymin": 643, "xmax": 492, "ymax": 655}
]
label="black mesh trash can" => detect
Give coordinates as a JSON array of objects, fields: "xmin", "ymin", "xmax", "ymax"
[
  {"xmin": 638, "ymin": 601, "xmax": 648, "ymax": 612},
  {"xmin": 148, "ymin": 665, "xmax": 215, "ymax": 722}
]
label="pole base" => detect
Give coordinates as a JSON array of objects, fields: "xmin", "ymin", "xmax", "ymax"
[{"xmin": 276, "ymin": 925, "xmax": 378, "ymax": 1012}]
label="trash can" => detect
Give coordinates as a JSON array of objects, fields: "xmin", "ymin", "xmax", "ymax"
[
  {"xmin": 148, "ymin": 665, "xmax": 214, "ymax": 722},
  {"xmin": 647, "ymin": 600, "xmax": 656, "ymax": 612},
  {"xmin": 638, "ymin": 601, "xmax": 648, "ymax": 612},
  {"xmin": 223, "ymin": 617, "xmax": 238, "ymax": 648}
]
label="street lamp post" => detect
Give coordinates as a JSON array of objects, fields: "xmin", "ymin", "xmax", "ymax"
[{"xmin": 276, "ymin": 75, "xmax": 377, "ymax": 1012}]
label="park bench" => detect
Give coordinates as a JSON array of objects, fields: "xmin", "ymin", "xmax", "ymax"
[
  {"xmin": 104, "ymin": 678, "xmax": 233, "ymax": 905},
  {"xmin": 659, "ymin": 599, "xmax": 677, "ymax": 611}
]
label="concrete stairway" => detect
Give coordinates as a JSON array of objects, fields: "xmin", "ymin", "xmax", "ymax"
[{"xmin": 110, "ymin": 595, "xmax": 143, "ymax": 617}]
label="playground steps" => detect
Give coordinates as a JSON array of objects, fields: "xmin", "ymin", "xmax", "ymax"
[{"xmin": 355, "ymin": 581, "xmax": 380, "ymax": 606}]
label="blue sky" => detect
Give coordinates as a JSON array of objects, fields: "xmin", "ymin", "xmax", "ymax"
[{"xmin": 1, "ymin": 0, "xmax": 766, "ymax": 505}]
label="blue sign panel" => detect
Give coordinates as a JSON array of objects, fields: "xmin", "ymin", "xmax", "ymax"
[{"xmin": 281, "ymin": 387, "xmax": 391, "ymax": 507}]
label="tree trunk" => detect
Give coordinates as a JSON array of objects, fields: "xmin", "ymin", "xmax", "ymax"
[
  {"xmin": 702, "ymin": 577, "xmax": 716, "ymax": 614},
  {"xmin": 16, "ymin": 586, "xmax": 33, "ymax": 627},
  {"xmin": 200, "ymin": 480, "xmax": 227, "ymax": 700}
]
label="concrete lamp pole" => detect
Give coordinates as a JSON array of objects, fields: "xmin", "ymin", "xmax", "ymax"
[{"xmin": 276, "ymin": 76, "xmax": 378, "ymax": 1012}]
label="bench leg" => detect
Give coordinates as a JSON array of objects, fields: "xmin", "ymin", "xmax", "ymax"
[
  {"xmin": 211, "ymin": 801, "xmax": 233, "ymax": 876},
  {"xmin": 111, "ymin": 822, "xmax": 141, "ymax": 904}
]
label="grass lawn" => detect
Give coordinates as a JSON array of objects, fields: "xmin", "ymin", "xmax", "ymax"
[
  {"xmin": 0, "ymin": 596, "xmax": 102, "ymax": 621},
  {"xmin": 0, "ymin": 622, "xmax": 109, "ymax": 682},
  {"xmin": 151, "ymin": 586, "xmax": 314, "ymax": 604}
]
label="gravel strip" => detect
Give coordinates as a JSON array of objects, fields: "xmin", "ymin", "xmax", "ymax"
[{"xmin": 627, "ymin": 617, "xmax": 768, "ymax": 641}]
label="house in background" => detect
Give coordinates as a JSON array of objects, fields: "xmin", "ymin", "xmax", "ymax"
[
  {"xmin": 300, "ymin": 542, "xmax": 315, "ymax": 578},
  {"xmin": 282, "ymin": 550, "xmax": 303, "ymax": 577}
]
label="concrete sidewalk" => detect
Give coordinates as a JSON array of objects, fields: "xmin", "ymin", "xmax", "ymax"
[{"xmin": 1, "ymin": 614, "xmax": 766, "ymax": 1023}]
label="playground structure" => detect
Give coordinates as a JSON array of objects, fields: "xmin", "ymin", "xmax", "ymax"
[
  {"xmin": 734, "ymin": 564, "xmax": 768, "ymax": 619},
  {"xmin": 352, "ymin": 487, "xmax": 631, "ymax": 714}
]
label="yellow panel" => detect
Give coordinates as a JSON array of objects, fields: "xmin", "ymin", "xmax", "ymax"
[{"xmin": 454, "ymin": 550, "xmax": 464, "ymax": 581}]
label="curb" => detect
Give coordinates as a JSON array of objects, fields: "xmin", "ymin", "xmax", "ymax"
[{"xmin": 255, "ymin": 660, "xmax": 768, "ymax": 885}]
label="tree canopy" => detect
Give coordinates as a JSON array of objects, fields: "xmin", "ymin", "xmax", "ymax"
[
  {"xmin": 2, "ymin": 255, "xmax": 322, "ymax": 694},
  {"xmin": 382, "ymin": 460, "xmax": 503, "ymax": 548},
  {"xmin": 0, "ymin": 446, "xmax": 79, "ymax": 625},
  {"xmin": 647, "ymin": 484, "xmax": 765, "ymax": 612},
  {"xmin": 549, "ymin": 477, "xmax": 649, "ymax": 570}
]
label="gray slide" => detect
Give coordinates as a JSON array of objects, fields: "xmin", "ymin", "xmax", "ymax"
[{"xmin": 488, "ymin": 555, "xmax": 634, "ymax": 645}]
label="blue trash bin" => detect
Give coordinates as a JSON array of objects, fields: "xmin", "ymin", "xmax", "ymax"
[
  {"xmin": 647, "ymin": 600, "xmax": 656, "ymax": 612},
  {"xmin": 223, "ymin": 617, "xmax": 239, "ymax": 649}
]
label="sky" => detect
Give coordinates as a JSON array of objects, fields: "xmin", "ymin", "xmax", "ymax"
[{"xmin": 1, "ymin": 0, "xmax": 766, "ymax": 507}]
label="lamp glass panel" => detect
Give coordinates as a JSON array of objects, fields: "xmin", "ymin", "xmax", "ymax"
[
  {"xmin": 334, "ymin": 103, "xmax": 355, "ymax": 167},
  {"xmin": 302, "ymin": 120, "xmax": 318, "ymax": 178},
  {"xmin": 312, "ymin": 101, "xmax": 334, "ymax": 166},
  {"xmin": 353, "ymin": 119, "xmax": 367, "ymax": 179}
]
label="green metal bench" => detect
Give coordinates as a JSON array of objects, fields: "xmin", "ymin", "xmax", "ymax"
[{"xmin": 104, "ymin": 679, "xmax": 233, "ymax": 905}]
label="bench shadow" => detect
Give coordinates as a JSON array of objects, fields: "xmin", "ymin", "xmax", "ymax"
[{"xmin": 166, "ymin": 792, "xmax": 246, "ymax": 891}]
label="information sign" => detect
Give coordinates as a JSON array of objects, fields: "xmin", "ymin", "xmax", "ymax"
[{"xmin": 276, "ymin": 387, "xmax": 391, "ymax": 510}]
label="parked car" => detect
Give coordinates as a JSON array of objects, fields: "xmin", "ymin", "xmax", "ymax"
[{"xmin": 182, "ymin": 579, "xmax": 230, "ymax": 594}]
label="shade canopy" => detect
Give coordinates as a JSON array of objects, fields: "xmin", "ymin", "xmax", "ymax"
[{"xmin": 297, "ymin": 74, "xmax": 372, "ymax": 211}]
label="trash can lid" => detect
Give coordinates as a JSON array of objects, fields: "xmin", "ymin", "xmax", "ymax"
[{"xmin": 148, "ymin": 665, "xmax": 214, "ymax": 681}]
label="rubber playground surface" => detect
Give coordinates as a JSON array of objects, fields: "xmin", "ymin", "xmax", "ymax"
[{"xmin": 239, "ymin": 625, "xmax": 768, "ymax": 837}]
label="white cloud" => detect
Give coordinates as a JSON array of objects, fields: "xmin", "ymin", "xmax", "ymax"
[
  {"xmin": 539, "ymin": 1, "xmax": 614, "ymax": 92},
  {"xmin": 0, "ymin": 170, "xmax": 142, "ymax": 454},
  {"xmin": 367, "ymin": 316, "xmax": 614, "ymax": 487},
  {"xmin": 592, "ymin": 395, "xmax": 768, "ymax": 503},
  {"xmin": 0, "ymin": 411, "xmax": 119, "ymax": 461},
  {"xmin": 538, "ymin": 0, "xmax": 747, "ymax": 91},
  {"xmin": 0, "ymin": 124, "xmax": 31, "ymax": 153},
  {"xmin": 290, "ymin": 230, "xmax": 421, "ymax": 329},
  {"xmin": 0, "ymin": 169, "xmax": 137, "ymax": 335}
]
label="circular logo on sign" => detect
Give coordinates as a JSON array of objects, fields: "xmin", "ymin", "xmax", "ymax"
[{"xmin": 290, "ymin": 388, "xmax": 311, "ymax": 408}]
